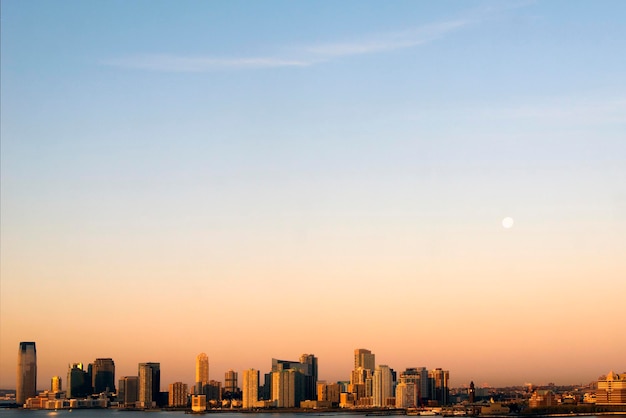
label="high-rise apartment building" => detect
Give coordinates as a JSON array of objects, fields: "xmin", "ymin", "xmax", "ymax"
[
  {"xmin": 272, "ymin": 369, "xmax": 298, "ymax": 408},
  {"xmin": 242, "ymin": 368, "xmax": 259, "ymax": 409},
  {"xmin": 51, "ymin": 376, "xmax": 62, "ymax": 392},
  {"xmin": 92, "ymin": 358, "xmax": 115, "ymax": 393},
  {"xmin": 224, "ymin": 369, "xmax": 238, "ymax": 396},
  {"xmin": 195, "ymin": 353, "xmax": 209, "ymax": 394},
  {"xmin": 373, "ymin": 365, "xmax": 395, "ymax": 407},
  {"xmin": 138, "ymin": 363, "xmax": 160, "ymax": 408},
  {"xmin": 169, "ymin": 382, "xmax": 188, "ymax": 407},
  {"xmin": 395, "ymin": 382, "xmax": 417, "ymax": 408},
  {"xmin": 16, "ymin": 342, "xmax": 37, "ymax": 405},
  {"xmin": 399, "ymin": 368, "xmax": 422, "ymax": 407}
]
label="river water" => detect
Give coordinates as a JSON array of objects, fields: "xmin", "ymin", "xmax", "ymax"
[
  {"xmin": 0, "ymin": 411, "xmax": 618, "ymax": 418},
  {"xmin": 0, "ymin": 411, "xmax": 370, "ymax": 418}
]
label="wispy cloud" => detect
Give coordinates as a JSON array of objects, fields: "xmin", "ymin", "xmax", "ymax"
[
  {"xmin": 304, "ymin": 19, "xmax": 471, "ymax": 57},
  {"xmin": 101, "ymin": 18, "xmax": 473, "ymax": 72},
  {"xmin": 101, "ymin": 54, "xmax": 311, "ymax": 72}
]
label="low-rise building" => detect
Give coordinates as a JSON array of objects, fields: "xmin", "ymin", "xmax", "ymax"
[
  {"xmin": 191, "ymin": 395, "xmax": 206, "ymax": 412},
  {"xmin": 529, "ymin": 389, "xmax": 556, "ymax": 408},
  {"xmin": 597, "ymin": 371, "xmax": 626, "ymax": 405}
]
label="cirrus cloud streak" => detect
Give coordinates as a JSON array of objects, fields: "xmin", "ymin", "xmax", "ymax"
[{"xmin": 101, "ymin": 19, "xmax": 473, "ymax": 72}]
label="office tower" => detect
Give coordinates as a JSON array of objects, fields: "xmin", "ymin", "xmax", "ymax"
[
  {"xmin": 299, "ymin": 354, "xmax": 318, "ymax": 401},
  {"xmin": 224, "ymin": 369, "xmax": 238, "ymax": 396},
  {"xmin": 67, "ymin": 363, "xmax": 91, "ymax": 399},
  {"xmin": 242, "ymin": 369, "xmax": 259, "ymax": 409},
  {"xmin": 138, "ymin": 362, "xmax": 161, "ymax": 408},
  {"xmin": 414, "ymin": 367, "xmax": 429, "ymax": 403},
  {"xmin": 51, "ymin": 376, "xmax": 62, "ymax": 392},
  {"xmin": 16, "ymin": 342, "xmax": 37, "ymax": 405},
  {"xmin": 354, "ymin": 348, "xmax": 375, "ymax": 372},
  {"xmin": 195, "ymin": 353, "xmax": 209, "ymax": 394},
  {"xmin": 119, "ymin": 376, "xmax": 139, "ymax": 406},
  {"xmin": 429, "ymin": 368, "xmax": 449, "ymax": 405},
  {"xmin": 169, "ymin": 382, "xmax": 188, "ymax": 407},
  {"xmin": 92, "ymin": 358, "xmax": 115, "ymax": 393},
  {"xmin": 373, "ymin": 365, "xmax": 394, "ymax": 407}
]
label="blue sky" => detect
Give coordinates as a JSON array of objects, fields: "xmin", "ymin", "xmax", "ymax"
[{"xmin": 1, "ymin": 0, "xmax": 625, "ymax": 388}]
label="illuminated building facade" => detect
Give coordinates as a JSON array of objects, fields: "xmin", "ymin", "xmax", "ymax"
[
  {"xmin": 195, "ymin": 353, "xmax": 209, "ymax": 394},
  {"xmin": 597, "ymin": 371, "xmax": 626, "ymax": 405},
  {"xmin": 138, "ymin": 362, "xmax": 160, "ymax": 408},
  {"xmin": 242, "ymin": 368, "xmax": 259, "ymax": 409},
  {"xmin": 168, "ymin": 382, "xmax": 188, "ymax": 407}
]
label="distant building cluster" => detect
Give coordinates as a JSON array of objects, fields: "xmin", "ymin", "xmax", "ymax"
[{"xmin": 14, "ymin": 341, "xmax": 626, "ymax": 412}]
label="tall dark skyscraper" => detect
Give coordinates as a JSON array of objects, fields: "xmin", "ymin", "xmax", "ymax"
[
  {"xmin": 299, "ymin": 354, "xmax": 318, "ymax": 401},
  {"xmin": 67, "ymin": 363, "xmax": 91, "ymax": 399},
  {"xmin": 16, "ymin": 342, "xmax": 37, "ymax": 405},
  {"xmin": 138, "ymin": 362, "xmax": 161, "ymax": 408},
  {"xmin": 92, "ymin": 358, "xmax": 116, "ymax": 393}
]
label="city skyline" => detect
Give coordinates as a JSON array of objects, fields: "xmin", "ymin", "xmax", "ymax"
[
  {"xmin": 1, "ymin": 0, "xmax": 625, "ymax": 391},
  {"xmin": 4, "ymin": 342, "xmax": 622, "ymax": 393}
]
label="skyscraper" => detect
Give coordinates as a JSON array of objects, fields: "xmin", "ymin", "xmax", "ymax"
[
  {"xmin": 272, "ymin": 369, "xmax": 297, "ymax": 408},
  {"xmin": 195, "ymin": 353, "xmax": 209, "ymax": 394},
  {"xmin": 16, "ymin": 342, "xmax": 37, "ymax": 405},
  {"xmin": 373, "ymin": 365, "xmax": 394, "ymax": 407},
  {"xmin": 429, "ymin": 368, "xmax": 449, "ymax": 405},
  {"xmin": 242, "ymin": 368, "xmax": 259, "ymax": 409},
  {"xmin": 92, "ymin": 358, "xmax": 115, "ymax": 393},
  {"xmin": 51, "ymin": 376, "xmax": 62, "ymax": 392},
  {"xmin": 67, "ymin": 363, "xmax": 91, "ymax": 399},
  {"xmin": 299, "ymin": 354, "xmax": 318, "ymax": 401},
  {"xmin": 354, "ymin": 348, "xmax": 375, "ymax": 372},
  {"xmin": 138, "ymin": 363, "xmax": 160, "ymax": 408},
  {"xmin": 399, "ymin": 368, "xmax": 422, "ymax": 407},
  {"xmin": 224, "ymin": 369, "xmax": 239, "ymax": 399}
]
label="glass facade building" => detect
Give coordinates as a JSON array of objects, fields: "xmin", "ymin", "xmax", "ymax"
[{"xmin": 16, "ymin": 342, "xmax": 37, "ymax": 405}]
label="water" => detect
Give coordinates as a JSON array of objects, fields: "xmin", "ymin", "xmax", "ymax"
[
  {"xmin": 0, "ymin": 411, "xmax": 365, "ymax": 418},
  {"xmin": 0, "ymin": 412, "xmax": 617, "ymax": 418}
]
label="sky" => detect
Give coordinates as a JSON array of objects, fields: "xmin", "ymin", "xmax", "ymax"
[{"xmin": 1, "ymin": 0, "xmax": 625, "ymax": 391}]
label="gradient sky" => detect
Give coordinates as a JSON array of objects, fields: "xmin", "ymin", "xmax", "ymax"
[{"xmin": 1, "ymin": 0, "xmax": 625, "ymax": 391}]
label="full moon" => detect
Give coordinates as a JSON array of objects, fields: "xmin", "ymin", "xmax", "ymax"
[{"xmin": 502, "ymin": 217, "xmax": 514, "ymax": 229}]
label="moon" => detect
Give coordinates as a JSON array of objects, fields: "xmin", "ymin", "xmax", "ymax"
[{"xmin": 502, "ymin": 217, "xmax": 514, "ymax": 229}]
